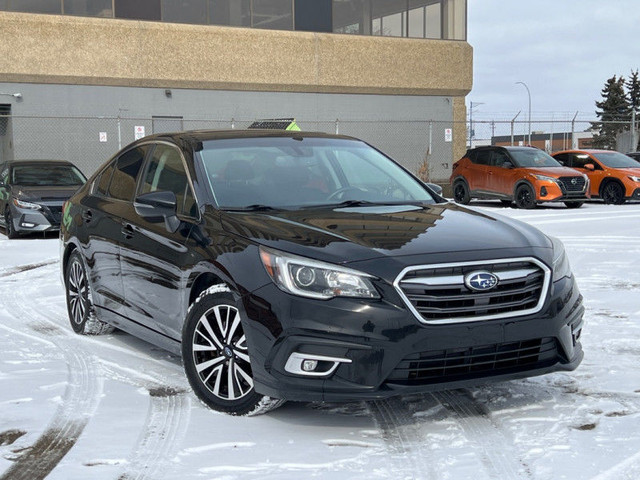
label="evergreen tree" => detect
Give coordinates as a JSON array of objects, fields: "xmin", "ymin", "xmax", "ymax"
[
  {"xmin": 627, "ymin": 70, "xmax": 640, "ymax": 113},
  {"xmin": 627, "ymin": 70, "xmax": 640, "ymax": 151},
  {"xmin": 591, "ymin": 75, "xmax": 630, "ymax": 149}
]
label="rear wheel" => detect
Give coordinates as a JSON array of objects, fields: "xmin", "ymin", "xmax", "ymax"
[
  {"xmin": 601, "ymin": 182, "xmax": 625, "ymax": 205},
  {"xmin": 453, "ymin": 181, "xmax": 470, "ymax": 205},
  {"xmin": 182, "ymin": 284, "xmax": 285, "ymax": 416},
  {"xmin": 4, "ymin": 209, "xmax": 18, "ymax": 239},
  {"xmin": 564, "ymin": 201, "xmax": 584, "ymax": 209},
  {"xmin": 515, "ymin": 184, "xmax": 536, "ymax": 209},
  {"xmin": 65, "ymin": 250, "xmax": 114, "ymax": 335}
]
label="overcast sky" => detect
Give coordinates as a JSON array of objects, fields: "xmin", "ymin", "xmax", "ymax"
[{"xmin": 467, "ymin": 0, "xmax": 640, "ymax": 123}]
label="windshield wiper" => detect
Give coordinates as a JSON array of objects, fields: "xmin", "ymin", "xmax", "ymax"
[{"xmin": 223, "ymin": 204, "xmax": 279, "ymax": 212}]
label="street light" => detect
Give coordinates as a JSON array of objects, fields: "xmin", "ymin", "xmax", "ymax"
[
  {"xmin": 515, "ymin": 82, "xmax": 531, "ymax": 145},
  {"xmin": 468, "ymin": 101, "xmax": 485, "ymax": 148}
]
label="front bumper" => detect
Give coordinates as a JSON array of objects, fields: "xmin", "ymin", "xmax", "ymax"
[
  {"xmin": 10, "ymin": 203, "xmax": 63, "ymax": 233},
  {"xmin": 240, "ymin": 274, "xmax": 584, "ymax": 402}
]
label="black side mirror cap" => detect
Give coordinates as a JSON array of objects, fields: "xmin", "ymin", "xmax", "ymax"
[
  {"xmin": 134, "ymin": 191, "xmax": 180, "ymax": 233},
  {"xmin": 502, "ymin": 161, "xmax": 514, "ymax": 169}
]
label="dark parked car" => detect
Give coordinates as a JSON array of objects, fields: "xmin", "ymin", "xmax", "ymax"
[
  {"xmin": 60, "ymin": 131, "xmax": 584, "ymax": 416},
  {"xmin": 0, "ymin": 159, "xmax": 86, "ymax": 238},
  {"xmin": 627, "ymin": 152, "xmax": 640, "ymax": 163}
]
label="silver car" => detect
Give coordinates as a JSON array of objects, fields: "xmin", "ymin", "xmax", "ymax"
[{"xmin": 0, "ymin": 159, "xmax": 86, "ymax": 238}]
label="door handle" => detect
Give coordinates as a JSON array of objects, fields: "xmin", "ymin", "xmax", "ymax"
[
  {"xmin": 82, "ymin": 210, "xmax": 93, "ymax": 222},
  {"xmin": 121, "ymin": 223, "xmax": 134, "ymax": 239}
]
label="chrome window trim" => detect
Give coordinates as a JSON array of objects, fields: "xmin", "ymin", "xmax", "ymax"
[{"xmin": 393, "ymin": 257, "xmax": 551, "ymax": 325}]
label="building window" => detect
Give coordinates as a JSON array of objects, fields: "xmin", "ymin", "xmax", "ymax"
[
  {"xmin": 294, "ymin": 0, "xmax": 331, "ymax": 33},
  {"xmin": 209, "ymin": 0, "xmax": 250, "ymax": 26},
  {"xmin": 252, "ymin": 0, "xmax": 293, "ymax": 31},
  {"xmin": 114, "ymin": 0, "xmax": 160, "ymax": 21},
  {"xmin": 4, "ymin": 0, "xmax": 62, "ymax": 14},
  {"xmin": 332, "ymin": 0, "xmax": 369, "ymax": 35},
  {"xmin": 162, "ymin": 0, "xmax": 207, "ymax": 24},
  {"xmin": 443, "ymin": 0, "xmax": 465, "ymax": 40},
  {"xmin": 64, "ymin": 0, "xmax": 112, "ymax": 17},
  {"xmin": 372, "ymin": 0, "xmax": 405, "ymax": 37}
]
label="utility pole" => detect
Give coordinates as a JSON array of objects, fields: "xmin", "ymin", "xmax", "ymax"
[
  {"xmin": 571, "ymin": 111, "xmax": 579, "ymax": 149},
  {"xmin": 516, "ymin": 82, "xmax": 532, "ymax": 144}
]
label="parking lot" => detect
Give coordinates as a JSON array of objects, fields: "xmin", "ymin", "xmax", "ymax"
[{"xmin": 1, "ymin": 202, "xmax": 640, "ymax": 480}]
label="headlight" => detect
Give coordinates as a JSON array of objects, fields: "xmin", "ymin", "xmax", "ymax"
[
  {"xmin": 628, "ymin": 175, "xmax": 640, "ymax": 183},
  {"xmin": 259, "ymin": 246, "xmax": 380, "ymax": 300},
  {"xmin": 533, "ymin": 174, "xmax": 558, "ymax": 183},
  {"xmin": 13, "ymin": 198, "xmax": 41, "ymax": 210},
  {"xmin": 549, "ymin": 236, "xmax": 571, "ymax": 281}
]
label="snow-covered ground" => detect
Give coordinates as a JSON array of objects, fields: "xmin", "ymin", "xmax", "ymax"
[{"xmin": 1, "ymin": 202, "xmax": 639, "ymax": 480}]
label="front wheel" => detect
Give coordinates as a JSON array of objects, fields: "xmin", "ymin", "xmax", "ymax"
[
  {"xmin": 564, "ymin": 201, "xmax": 584, "ymax": 209},
  {"xmin": 182, "ymin": 284, "xmax": 285, "ymax": 416},
  {"xmin": 515, "ymin": 184, "xmax": 536, "ymax": 209},
  {"xmin": 601, "ymin": 182, "xmax": 625, "ymax": 205}
]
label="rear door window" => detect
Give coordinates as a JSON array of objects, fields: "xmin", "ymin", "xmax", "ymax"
[
  {"xmin": 107, "ymin": 146, "xmax": 148, "ymax": 201},
  {"xmin": 474, "ymin": 150, "xmax": 492, "ymax": 165}
]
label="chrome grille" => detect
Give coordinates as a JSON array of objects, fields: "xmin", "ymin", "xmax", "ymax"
[
  {"xmin": 558, "ymin": 176, "xmax": 586, "ymax": 192},
  {"xmin": 394, "ymin": 258, "xmax": 551, "ymax": 324},
  {"xmin": 385, "ymin": 338, "xmax": 559, "ymax": 386}
]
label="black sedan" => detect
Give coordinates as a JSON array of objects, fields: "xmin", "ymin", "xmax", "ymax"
[
  {"xmin": 0, "ymin": 159, "xmax": 86, "ymax": 238},
  {"xmin": 60, "ymin": 130, "xmax": 584, "ymax": 416}
]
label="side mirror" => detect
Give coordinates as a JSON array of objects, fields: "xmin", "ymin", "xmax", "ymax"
[
  {"xmin": 502, "ymin": 161, "xmax": 514, "ymax": 169},
  {"xmin": 584, "ymin": 163, "xmax": 595, "ymax": 171},
  {"xmin": 134, "ymin": 191, "xmax": 180, "ymax": 233}
]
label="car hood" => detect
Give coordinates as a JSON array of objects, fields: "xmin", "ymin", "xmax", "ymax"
[
  {"xmin": 14, "ymin": 185, "xmax": 82, "ymax": 203},
  {"xmin": 521, "ymin": 167, "xmax": 584, "ymax": 177},
  {"xmin": 220, "ymin": 203, "xmax": 552, "ymax": 265}
]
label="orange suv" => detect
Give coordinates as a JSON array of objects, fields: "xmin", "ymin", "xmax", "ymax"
[
  {"xmin": 450, "ymin": 146, "xmax": 590, "ymax": 209},
  {"xmin": 552, "ymin": 150, "xmax": 640, "ymax": 204}
]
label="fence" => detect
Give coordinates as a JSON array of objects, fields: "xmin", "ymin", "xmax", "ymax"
[{"xmin": 0, "ymin": 115, "xmax": 460, "ymax": 183}]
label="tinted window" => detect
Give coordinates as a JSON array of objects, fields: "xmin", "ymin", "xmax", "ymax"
[
  {"xmin": 64, "ymin": 0, "xmax": 113, "ymax": 17},
  {"xmin": 553, "ymin": 153, "xmax": 570, "ymax": 166},
  {"xmin": 11, "ymin": 164, "xmax": 86, "ymax": 186},
  {"xmin": 96, "ymin": 161, "xmax": 115, "ymax": 195},
  {"xmin": 570, "ymin": 153, "xmax": 601, "ymax": 170},
  {"xmin": 295, "ymin": 0, "xmax": 332, "ymax": 32},
  {"xmin": 252, "ymin": 0, "xmax": 293, "ymax": 30},
  {"xmin": 592, "ymin": 151, "xmax": 640, "ymax": 168},
  {"xmin": 209, "ymin": 0, "xmax": 251, "ymax": 26},
  {"xmin": 140, "ymin": 144, "xmax": 198, "ymax": 217},
  {"xmin": 474, "ymin": 150, "xmax": 491, "ymax": 165},
  {"xmin": 5, "ymin": 0, "xmax": 61, "ymax": 13},
  {"xmin": 108, "ymin": 146, "xmax": 147, "ymax": 201},
  {"xmin": 114, "ymin": 0, "xmax": 160, "ymax": 20},
  {"xmin": 491, "ymin": 150, "xmax": 511, "ymax": 167},
  {"xmin": 161, "ymin": 0, "xmax": 206, "ymax": 24}
]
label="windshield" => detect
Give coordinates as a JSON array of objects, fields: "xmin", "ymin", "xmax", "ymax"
[
  {"xmin": 509, "ymin": 149, "xmax": 561, "ymax": 168},
  {"xmin": 198, "ymin": 137, "xmax": 435, "ymax": 209},
  {"xmin": 11, "ymin": 164, "xmax": 86, "ymax": 187},
  {"xmin": 591, "ymin": 151, "xmax": 640, "ymax": 168}
]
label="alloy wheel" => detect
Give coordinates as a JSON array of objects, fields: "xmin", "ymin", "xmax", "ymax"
[
  {"xmin": 192, "ymin": 304, "xmax": 253, "ymax": 401},
  {"xmin": 515, "ymin": 185, "xmax": 535, "ymax": 209},
  {"xmin": 602, "ymin": 182, "xmax": 624, "ymax": 205},
  {"xmin": 67, "ymin": 259, "xmax": 88, "ymax": 325}
]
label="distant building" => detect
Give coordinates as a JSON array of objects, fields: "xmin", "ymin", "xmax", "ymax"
[{"xmin": 491, "ymin": 132, "xmax": 593, "ymax": 153}]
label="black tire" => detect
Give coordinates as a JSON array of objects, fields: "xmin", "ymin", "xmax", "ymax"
[
  {"xmin": 182, "ymin": 284, "xmax": 285, "ymax": 416},
  {"xmin": 65, "ymin": 250, "xmax": 115, "ymax": 335},
  {"xmin": 515, "ymin": 184, "xmax": 536, "ymax": 209},
  {"xmin": 600, "ymin": 181, "xmax": 625, "ymax": 205},
  {"xmin": 564, "ymin": 201, "xmax": 584, "ymax": 209},
  {"xmin": 5, "ymin": 208, "xmax": 18, "ymax": 239},
  {"xmin": 453, "ymin": 181, "xmax": 471, "ymax": 205}
]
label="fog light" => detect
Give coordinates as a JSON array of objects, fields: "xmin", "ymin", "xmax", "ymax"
[
  {"xmin": 302, "ymin": 360, "xmax": 318, "ymax": 372},
  {"xmin": 540, "ymin": 186, "xmax": 548, "ymax": 197},
  {"xmin": 21, "ymin": 222, "xmax": 36, "ymax": 228}
]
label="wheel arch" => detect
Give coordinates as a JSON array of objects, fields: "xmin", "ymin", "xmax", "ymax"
[
  {"xmin": 513, "ymin": 179, "xmax": 535, "ymax": 198},
  {"xmin": 599, "ymin": 177, "xmax": 625, "ymax": 196},
  {"xmin": 188, "ymin": 270, "xmax": 230, "ymax": 308}
]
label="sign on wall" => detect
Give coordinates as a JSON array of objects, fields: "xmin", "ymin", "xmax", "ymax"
[
  {"xmin": 444, "ymin": 128, "xmax": 453, "ymax": 142},
  {"xmin": 99, "ymin": 132, "xmax": 107, "ymax": 142},
  {"xmin": 134, "ymin": 126, "xmax": 146, "ymax": 140}
]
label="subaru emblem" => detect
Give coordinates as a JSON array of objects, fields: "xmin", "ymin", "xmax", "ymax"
[{"xmin": 465, "ymin": 271, "xmax": 499, "ymax": 292}]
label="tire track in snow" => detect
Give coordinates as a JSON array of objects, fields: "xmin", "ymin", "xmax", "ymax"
[
  {"xmin": 434, "ymin": 389, "xmax": 532, "ymax": 480},
  {"xmin": 367, "ymin": 396, "xmax": 440, "ymax": 480},
  {"xmin": 0, "ymin": 267, "xmax": 103, "ymax": 480},
  {"xmin": 1, "ymin": 262, "xmax": 192, "ymax": 479},
  {"xmin": 118, "ymin": 388, "xmax": 191, "ymax": 480}
]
